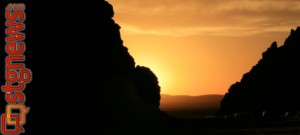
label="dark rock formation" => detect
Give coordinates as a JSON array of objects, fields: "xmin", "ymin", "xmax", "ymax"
[
  {"xmin": 133, "ymin": 66, "xmax": 161, "ymax": 108},
  {"xmin": 0, "ymin": 0, "xmax": 172, "ymax": 134},
  {"xmin": 218, "ymin": 27, "xmax": 300, "ymax": 118}
]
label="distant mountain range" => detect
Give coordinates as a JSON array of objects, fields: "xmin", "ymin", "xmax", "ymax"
[{"xmin": 160, "ymin": 94, "xmax": 224, "ymax": 118}]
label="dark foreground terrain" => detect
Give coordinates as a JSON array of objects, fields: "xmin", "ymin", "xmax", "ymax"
[{"xmin": 172, "ymin": 117, "xmax": 300, "ymax": 135}]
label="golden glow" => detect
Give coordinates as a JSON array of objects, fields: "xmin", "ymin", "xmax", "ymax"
[
  {"xmin": 135, "ymin": 56, "xmax": 176, "ymax": 94},
  {"xmin": 108, "ymin": 0, "xmax": 300, "ymax": 96}
]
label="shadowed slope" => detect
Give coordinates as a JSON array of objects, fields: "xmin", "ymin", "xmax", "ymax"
[
  {"xmin": 21, "ymin": 0, "xmax": 170, "ymax": 134},
  {"xmin": 218, "ymin": 27, "xmax": 300, "ymax": 118}
]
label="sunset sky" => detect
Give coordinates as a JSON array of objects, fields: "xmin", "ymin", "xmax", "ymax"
[{"xmin": 107, "ymin": 0, "xmax": 300, "ymax": 96}]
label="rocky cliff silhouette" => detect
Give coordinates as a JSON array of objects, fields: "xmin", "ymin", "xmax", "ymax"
[
  {"xmin": 218, "ymin": 27, "xmax": 300, "ymax": 118},
  {"xmin": 3, "ymin": 0, "xmax": 172, "ymax": 134}
]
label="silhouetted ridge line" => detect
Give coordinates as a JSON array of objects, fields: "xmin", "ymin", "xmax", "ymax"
[
  {"xmin": 218, "ymin": 27, "xmax": 300, "ymax": 118},
  {"xmin": 25, "ymin": 0, "xmax": 171, "ymax": 134}
]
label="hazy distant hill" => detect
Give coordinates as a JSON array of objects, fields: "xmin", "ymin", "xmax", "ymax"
[{"xmin": 160, "ymin": 94, "xmax": 224, "ymax": 118}]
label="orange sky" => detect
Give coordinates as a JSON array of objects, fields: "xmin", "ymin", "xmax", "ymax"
[{"xmin": 107, "ymin": 0, "xmax": 300, "ymax": 96}]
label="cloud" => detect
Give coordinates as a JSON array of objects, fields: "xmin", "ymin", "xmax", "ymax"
[
  {"xmin": 109, "ymin": 0, "xmax": 300, "ymax": 15},
  {"xmin": 120, "ymin": 23, "xmax": 295, "ymax": 37},
  {"xmin": 108, "ymin": 0, "xmax": 300, "ymax": 37}
]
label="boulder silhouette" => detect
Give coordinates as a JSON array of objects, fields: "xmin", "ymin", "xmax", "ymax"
[
  {"xmin": 133, "ymin": 66, "xmax": 161, "ymax": 108},
  {"xmin": 218, "ymin": 27, "xmax": 300, "ymax": 118}
]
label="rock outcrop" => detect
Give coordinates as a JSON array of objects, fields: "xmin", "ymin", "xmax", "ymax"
[
  {"xmin": 17, "ymin": 0, "xmax": 170, "ymax": 134},
  {"xmin": 218, "ymin": 27, "xmax": 300, "ymax": 118}
]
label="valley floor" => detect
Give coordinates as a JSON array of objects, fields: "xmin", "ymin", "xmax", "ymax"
[{"xmin": 171, "ymin": 117, "xmax": 300, "ymax": 135}]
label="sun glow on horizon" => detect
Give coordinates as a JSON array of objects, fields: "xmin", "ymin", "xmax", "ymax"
[
  {"xmin": 138, "ymin": 62, "xmax": 175, "ymax": 95},
  {"xmin": 108, "ymin": 0, "xmax": 300, "ymax": 96},
  {"xmin": 129, "ymin": 47, "xmax": 178, "ymax": 95}
]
